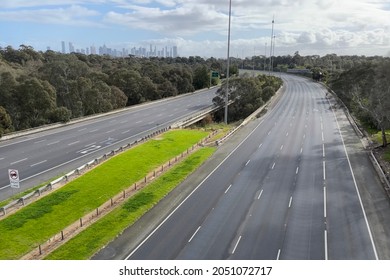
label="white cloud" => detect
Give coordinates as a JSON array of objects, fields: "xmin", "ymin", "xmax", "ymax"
[
  {"xmin": 1, "ymin": 0, "xmax": 389, "ymax": 56},
  {"xmin": 0, "ymin": 4, "xmax": 102, "ymax": 27},
  {"xmin": 104, "ymin": 3, "xmax": 227, "ymax": 36}
]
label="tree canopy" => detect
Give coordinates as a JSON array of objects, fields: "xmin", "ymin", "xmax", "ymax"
[
  {"xmin": 329, "ymin": 60, "xmax": 390, "ymax": 146},
  {"xmin": 0, "ymin": 46, "xmax": 230, "ymax": 135}
]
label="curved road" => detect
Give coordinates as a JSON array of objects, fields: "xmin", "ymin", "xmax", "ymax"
[
  {"xmin": 96, "ymin": 74, "xmax": 380, "ymax": 260},
  {"xmin": 0, "ymin": 88, "xmax": 217, "ymax": 201}
]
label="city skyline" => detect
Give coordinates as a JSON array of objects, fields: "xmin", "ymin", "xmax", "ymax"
[
  {"xmin": 0, "ymin": 1, "xmax": 389, "ymax": 58},
  {"xmin": 58, "ymin": 40, "xmax": 178, "ymax": 58}
]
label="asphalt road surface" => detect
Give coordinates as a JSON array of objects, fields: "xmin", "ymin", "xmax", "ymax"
[
  {"xmin": 0, "ymin": 88, "xmax": 217, "ymax": 201},
  {"xmin": 97, "ymin": 74, "xmax": 379, "ymax": 260}
]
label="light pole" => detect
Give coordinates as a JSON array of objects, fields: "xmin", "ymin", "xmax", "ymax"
[
  {"xmin": 225, "ymin": 0, "xmax": 232, "ymax": 124},
  {"xmin": 269, "ymin": 16, "xmax": 274, "ymax": 75}
]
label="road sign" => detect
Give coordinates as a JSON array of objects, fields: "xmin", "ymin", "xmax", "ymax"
[
  {"xmin": 211, "ymin": 71, "xmax": 219, "ymax": 78},
  {"xmin": 8, "ymin": 169, "xmax": 20, "ymax": 189}
]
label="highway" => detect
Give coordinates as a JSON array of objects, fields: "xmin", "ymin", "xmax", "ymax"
[
  {"xmin": 0, "ymin": 88, "xmax": 217, "ymax": 201},
  {"xmin": 103, "ymin": 74, "xmax": 379, "ymax": 260}
]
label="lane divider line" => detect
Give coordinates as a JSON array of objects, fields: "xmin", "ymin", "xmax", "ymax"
[
  {"xmin": 188, "ymin": 226, "xmax": 201, "ymax": 243},
  {"xmin": 232, "ymin": 236, "xmax": 242, "ymax": 255}
]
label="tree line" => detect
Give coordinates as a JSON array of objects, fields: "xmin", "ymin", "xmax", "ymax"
[
  {"xmin": 0, "ymin": 45, "xmax": 236, "ymax": 137},
  {"xmin": 329, "ymin": 59, "xmax": 390, "ymax": 147},
  {"xmin": 1, "ymin": 45, "xmax": 388, "ymax": 141},
  {"xmin": 236, "ymin": 51, "xmax": 389, "ymax": 147},
  {"xmin": 213, "ymin": 73, "xmax": 283, "ymax": 122}
]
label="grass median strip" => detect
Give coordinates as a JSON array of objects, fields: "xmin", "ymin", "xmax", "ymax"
[
  {"xmin": 0, "ymin": 129, "xmax": 208, "ymax": 259},
  {"xmin": 44, "ymin": 147, "xmax": 215, "ymax": 260}
]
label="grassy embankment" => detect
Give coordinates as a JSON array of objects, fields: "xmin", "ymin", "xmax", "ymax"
[
  {"xmin": 45, "ymin": 147, "xmax": 214, "ymax": 259},
  {"xmin": 0, "ymin": 129, "xmax": 212, "ymax": 259}
]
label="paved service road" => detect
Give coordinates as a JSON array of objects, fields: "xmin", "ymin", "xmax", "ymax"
[
  {"xmin": 109, "ymin": 74, "xmax": 378, "ymax": 260},
  {"xmin": 0, "ymin": 88, "xmax": 216, "ymax": 201}
]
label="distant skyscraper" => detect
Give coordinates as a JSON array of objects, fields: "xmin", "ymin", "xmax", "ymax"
[
  {"xmin": 69, "ymin": 42, "xmax": 75, "ymax": 53},
  {"xmin": 90, "ymin": 45, "xmax": 96, "ymax": 55},
  {"xmin": 61, "ymin": 41, "xmax": 66, "ymax": 53},
  {"xmin": 172, "ymin": 46, "xmax": 178, "ymax": 58}
]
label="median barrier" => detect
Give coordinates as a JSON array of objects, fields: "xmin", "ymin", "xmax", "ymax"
[
  {"xmin": 21, "ymin": 132, "xmax": 215, "ymax": 260},
  {"xmin": 0, "ymin": 127, "xmax": 171, "ymax": 218}
]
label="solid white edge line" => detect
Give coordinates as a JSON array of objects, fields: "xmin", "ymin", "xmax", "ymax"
[
  {"xmin": 327, "ymin": 97, "xmax": 379, "ymax": 260},
  {"xmin": 188, "ymin": 226, "xmax": 201, "ymax": 243},
  {"xmin": 125, "ymin": 118, "xmax": 267, "ymax": 259}
]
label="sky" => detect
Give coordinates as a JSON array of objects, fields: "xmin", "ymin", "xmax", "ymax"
[{"xmin": 0, "ymin": 0, "xmax": 389, "ymax": 58}]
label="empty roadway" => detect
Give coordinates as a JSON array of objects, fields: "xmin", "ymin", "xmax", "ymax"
[
  {"xmin": 0, "ymin": 88, "xmax": 217, "ymax": 201},
  {"xmin": 111, "ymin": 74, "xmax": 379, "ymax": 260}
]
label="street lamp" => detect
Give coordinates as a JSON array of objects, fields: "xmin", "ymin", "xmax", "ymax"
[
  {"xmin": 225, "ymin": 0, "xmax": 232, "ymax": 124},
  {"xmin": 269, "ymin": 16, "xmax": 274, "ymax": 75}
]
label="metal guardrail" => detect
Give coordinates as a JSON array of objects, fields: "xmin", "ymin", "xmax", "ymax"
[
  {"xmin": 21, "ymin": 132, "xmax": 216, "ymax": 260},
  {"xmin": 0, "ymin": 127, "xmax": 171, "ymax": 217},
  {"xmin": 171, "ymin": 105, "xmax": 221, "ymax": 129},
  {"xmin": 324, "ymin": 84, "xmax": 390, "ymax": 197}
]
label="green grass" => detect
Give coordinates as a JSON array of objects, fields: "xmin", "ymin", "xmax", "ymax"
[
  {"xmin": 373, "ymin": 130, "xmax": 390, "ymax": 146},
  {"xmin": 0, "ymin": 176, "xmax": 65, "ymax": 208},
  {"xmin": 45, "ymin": 147, "xmax": 215, "ymax": 260},
  {"xmin": 384, "ymin": 146, "xmax": 390, "ymax": 162},
  {"xmin": 0, "ymin": 129, "xmax": 208, "ymax": 260}
]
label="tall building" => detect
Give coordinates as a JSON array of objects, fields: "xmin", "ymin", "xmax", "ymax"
[
  {"xmin": 61, "ymin": 41, "xmax": 66, "ymax": 53},
  {"xmin": 172, "ymin": 46, "xmax": 178, "ymax": 58},
  {"xmin": 90, "ymin": 45, "xmax": 96, "ymax": 55},
  {"xmin": 69, "ymin": 42, "xmax": 75, "ymax": 53}
]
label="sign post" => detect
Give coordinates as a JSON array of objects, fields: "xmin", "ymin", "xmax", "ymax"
[{"xmin": 8, "ymin": 169, "xmax": 20, "ymax": 189}]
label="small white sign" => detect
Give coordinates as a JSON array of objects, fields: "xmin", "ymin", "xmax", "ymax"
[{"xmin": 8, "ymin": 169, "xmax": 20, "ymax": 189}]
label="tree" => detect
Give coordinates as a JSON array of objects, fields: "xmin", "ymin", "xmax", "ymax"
[
  {"xmin": 109, "ymin": 69, "xmax": 144, "ymax": 105},
  {"xmin": 49, "ymin": 106, "xmax": 72, "ymax": 123},
  {"xmin": 14, "ymin": 77, "xmax": 57, "ymax": 129},
  {"xmin": 0, "ymin": 106, "xmax": 13, "ymax": 137},
  {"xmin": 110, "ymin": 86, "xmax": 128, "ymax": 109},
  {"xmin": 351, "ymin": 62, "xmax": 390, "ymax": 147},
  {"xmin": 193, "ymin": 65, "xmax": 209, "ymax": 90}
]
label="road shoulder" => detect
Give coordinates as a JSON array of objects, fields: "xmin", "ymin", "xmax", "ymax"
[{"xmin": 328, "ymin": 96, "xmax": 390, "ymax": 260}]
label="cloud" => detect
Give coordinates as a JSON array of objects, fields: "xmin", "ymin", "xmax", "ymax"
[
  {"xmin": 0, "ymin": 4, "xmax": 102, "ymax": 27},
  {"xmin": 1, "ymin": 0, "xmax": 389, "ymax": 56},
  {"xmin": 104, "ymin": 3, "xmax": 227, "ymax": 36}
]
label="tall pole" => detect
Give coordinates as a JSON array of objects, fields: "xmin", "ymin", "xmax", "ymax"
[
  {"xmin": 269, "ymin": 16, "xmax": 274, "ymax": 75},
  {"xmin": 264, "ymin": 42, "xmax": 267, "ymax": 71},
  {"xmin": 225, "ymin": 0, "xmax": 232, "ymax": 124},
  {"xmin": 253, "ymin": 46, "xmax": 255, "ymax": 76},
  {"xmin": 272, "ymin": 35, "xmax": 276, "ymax": 72}
]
